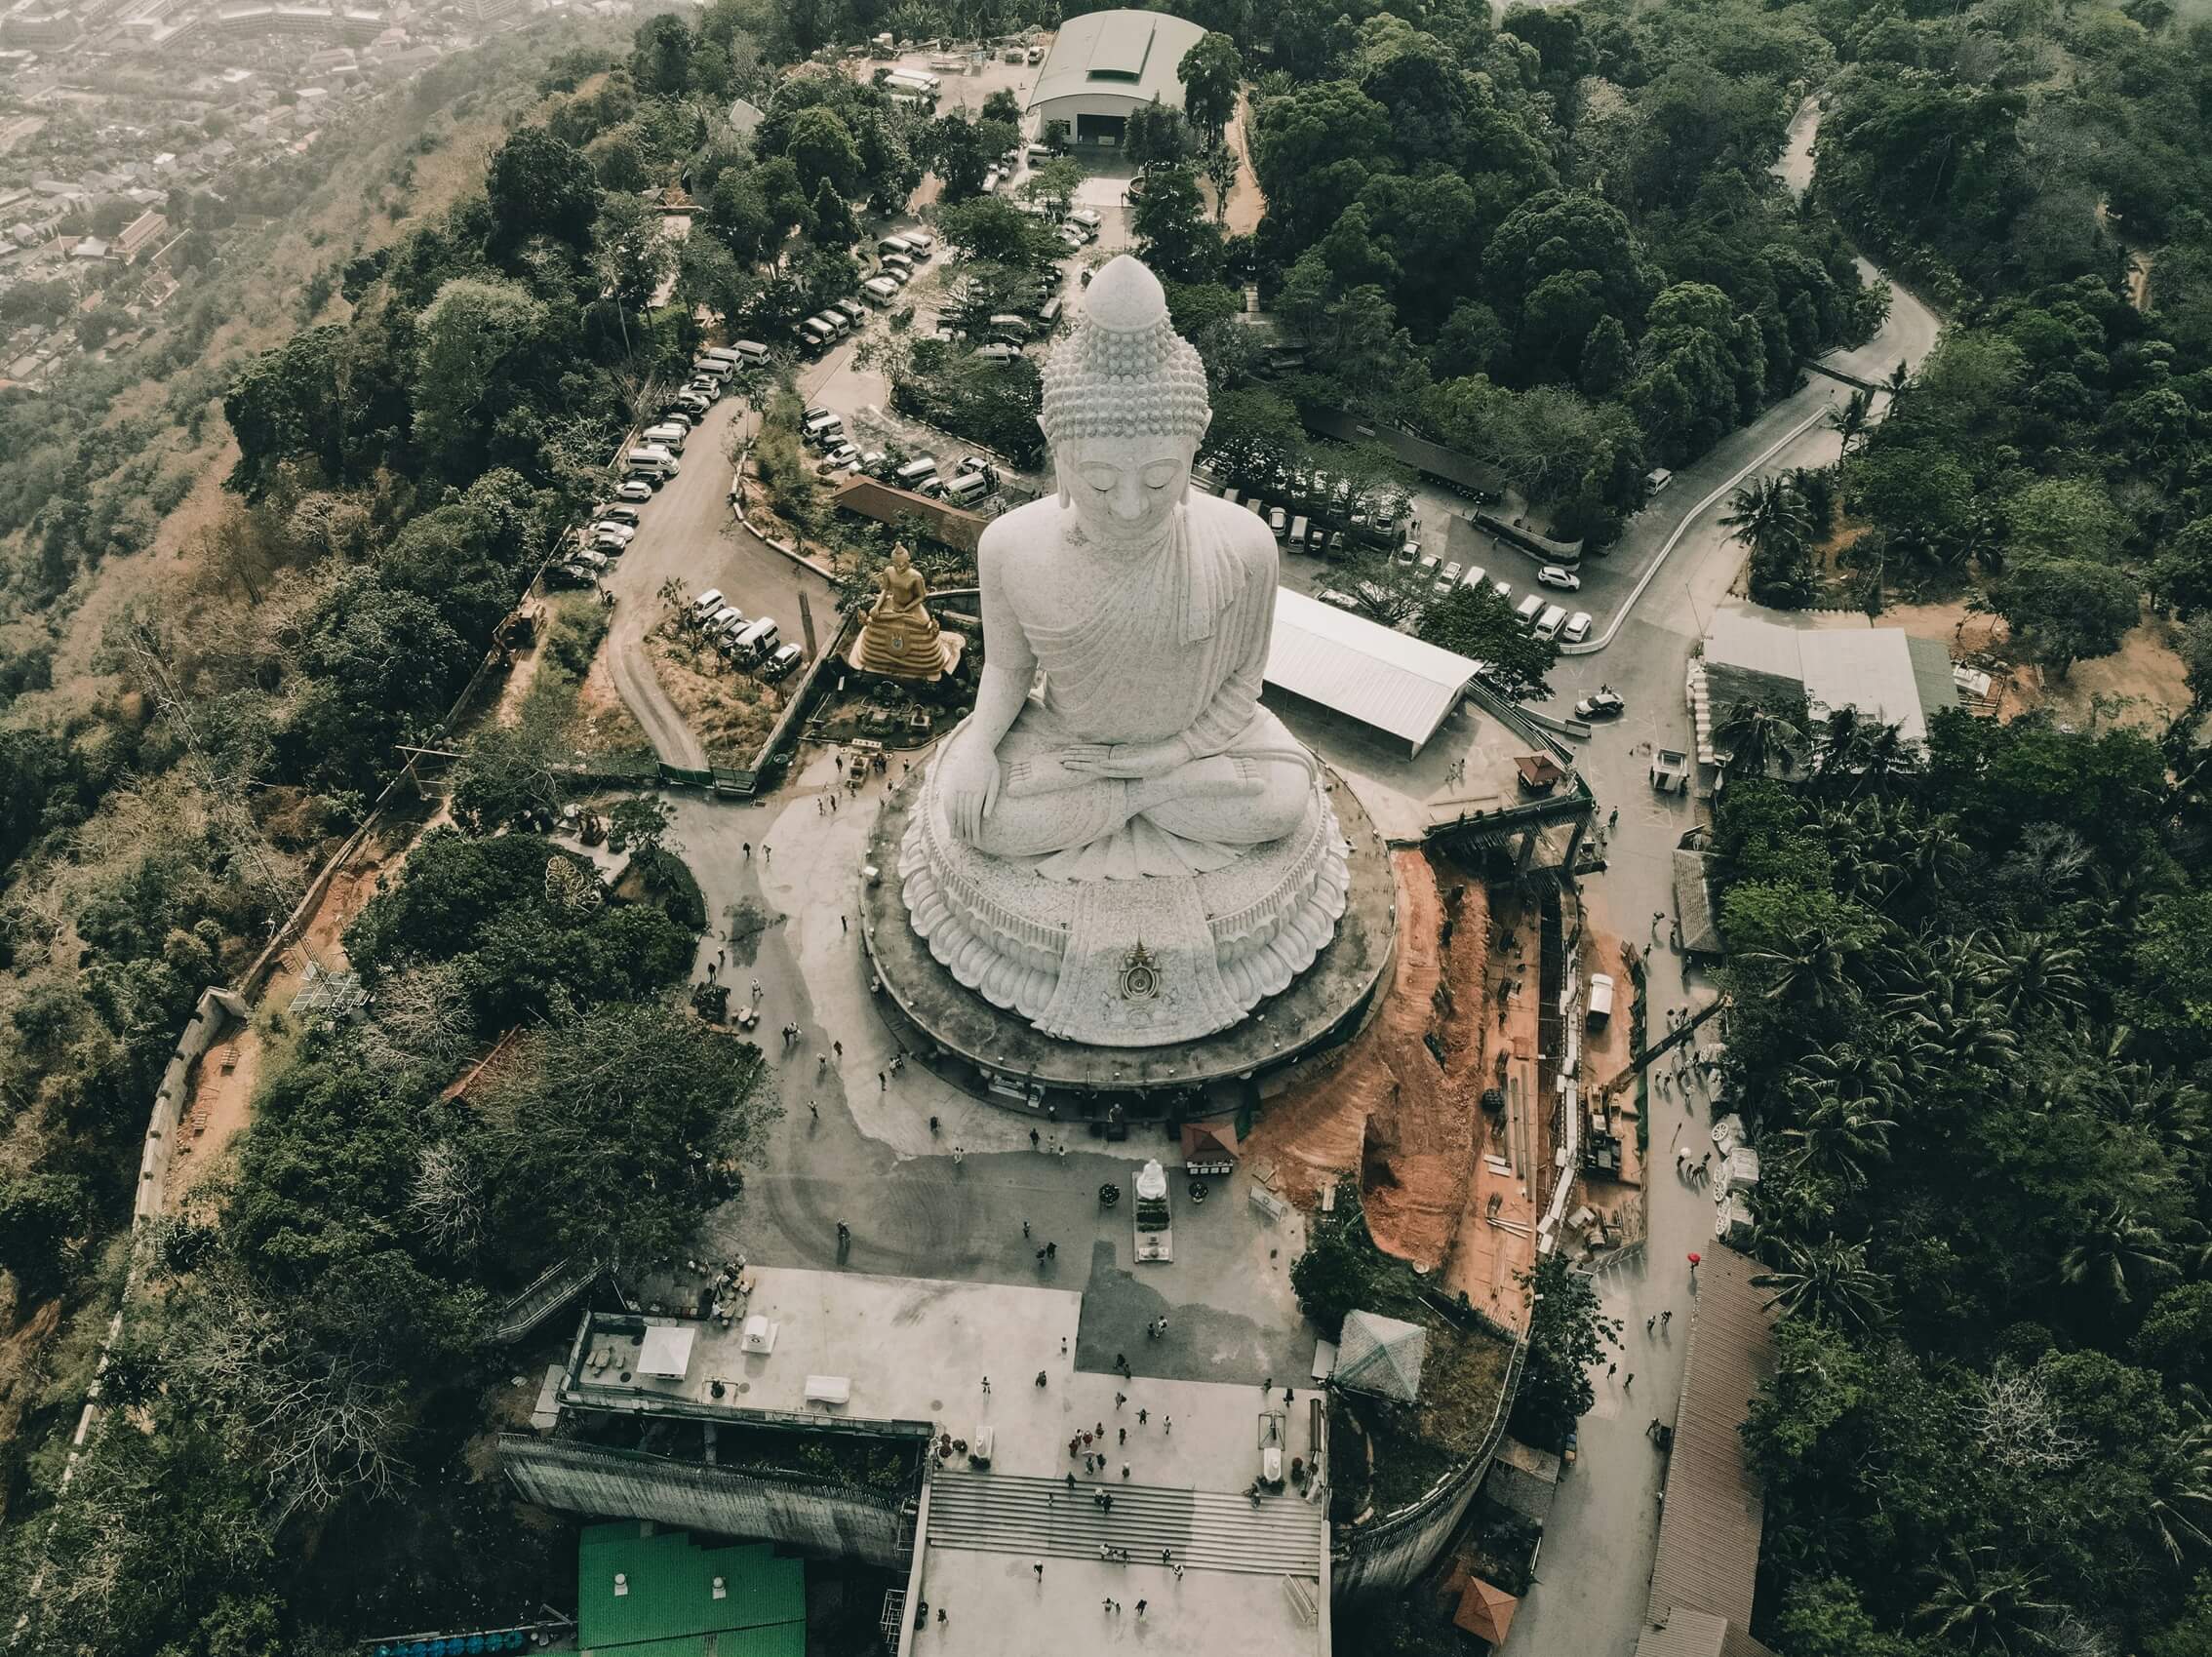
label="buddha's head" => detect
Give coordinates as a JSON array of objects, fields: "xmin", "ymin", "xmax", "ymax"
[
  {"xmin": 889, "ymin": 542, "xmax": 913, "ymax": 572},
  {"xmin": 1041, "ymin": 255, "xmax": 1211, "ymax": 547}
]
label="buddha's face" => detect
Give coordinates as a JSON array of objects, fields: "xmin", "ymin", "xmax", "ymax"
[
  {"xmin": 891, "ymin": 545, "xmax": 911, "ymax": 572},
  {"xmin": 1056, "ymin": 432, "xmax": 1196, "ymax": 546}
]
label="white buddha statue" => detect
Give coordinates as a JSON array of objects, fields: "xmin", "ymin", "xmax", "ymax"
[{"xmin": 899, "ymin": 256, "xmax": 1348, "ymax": 1046}]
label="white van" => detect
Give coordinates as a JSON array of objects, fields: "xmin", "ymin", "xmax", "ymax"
[
  {"xmin": 902, "ymin": 231, "xmax": 935, "ymax": 258},
  {"xmin": 691, "ymin": 588, "xmax": 726, "ymax": 624},
  {"xmin": 624, "ymin": 445, "xmax": 678, "ymax": 479},
  {"xmin": 802, "ymin": 411, "xmax": 845, "ymax": 446},
  {"xmin": 731, "ymin": 615, "xmax": 779, "ymax": 662},
  {"xmin": 942, "ymin": 470, "xmax": 992, "ymax": 507},
  {"xmin": 1515, "ymin": 591, "xmax": 1546, "ymax": 629},
  {"xmin": 861, "ymin": 276, "xmax": 901, "ymax": 305},
  {"xmin": 706, "ymin": 604, "xmax": 743, "ymax": 638},
  {"xmin": 1288, "ymin": 514, "xmax": 1309, "ymax": 548},
  {"xmin": 877, "ymin": 234, "xmax": 916, "ymax": 258},
  {"xmin": 643, "ymin": 422, "xmax": 688, "ymax": 454},
  {"xmin": 1534, "ymin": 603, "xmax": 1567, "ymax": 641},
  {"xmin": 893, "ymin": 456, "xmax": 940, "ymax": 490}
]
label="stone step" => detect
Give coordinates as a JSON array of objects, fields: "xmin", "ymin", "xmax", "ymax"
[{"xmin": 927, "ymin": 1470, "xmax": 1323, "ymax": 1576}]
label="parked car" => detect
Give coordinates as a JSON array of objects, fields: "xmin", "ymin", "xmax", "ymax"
[
  {"xmin": 548, "ymin": 562, "xmax": 597, "ymax": 589},
  {"xmin": 1537, "ymin": 564, "xmax": 1582, "ymax": 591},
  {"xmin": 1437, "ymin": 562, "xmax": 1461, "ymax": 593},
  {"xmin": 600, "ymin": 504, "xmax": 643, "ymax": 528},
  {"xmin": 1318, "ymin": 588, "xmax": 1362, "ymax": 612},
  {"xmin": 1561, "ymin": 611, "xmax": 1593, "ymax": 644},
  {"xmin": 614, "ymin": 479, "xmax": 654, "ymax": 503},
  {"xmin": 761, "ymin": 642, "xmax": 805, "ymax": 681},
  {"xmin": 1575, "ymin": 689, "xmax": 1626, "ymax": 719},
  {"xmin": 590, "ymin": 519, "xmax": 637, "ymax": 542},
  {"xmin": 971, "ymin": 342, "xmax": 1021, "ymax": 363}
]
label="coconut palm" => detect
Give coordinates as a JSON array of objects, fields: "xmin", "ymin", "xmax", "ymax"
[
  {"xmin": 2143, "ymin": 1410, "xmax": 2212, "ymax": 1563},
  {"xmin": 1741, "ymin": 925, "xmax": 1860, "ymax": 1016},
  {"xmin": 1714, "ymin": 697, "xmax": 1809, "ymax": 779},
  {"xmin": 1914, "ymin": 1548, "xmax": 2055, "ymax": 1655},
  {"xmin": 2060, "ymin": 1202, "xmax": 2178, "ymax": 1304},
  {"xmin": 1980, "ymin": 932, "xmax": 2090, "ymax": 1023},
  {"xmin": 1777, "ymin": 1092, "xmax": 1897, "ymax": 1192},
  {"xmin": 1791, "ymin": 1040, "xmax": 1909, "ymax": 1119},
  {"xmin": 1753, "ymin": 1236, "xmax": 1891, "ymax": 1332},
  {"xmin": 1828, "ymin": 388, "xmax": 1875, "ymax": 455},
  {"xmin": 1721, "ymin": 474, "xmax": 1813, "ymax": 564}
]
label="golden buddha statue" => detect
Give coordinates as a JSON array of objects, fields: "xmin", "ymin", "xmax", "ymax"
[{"xmin": 849, "ymin": 543, "xmax": 961, "ymax": 680}]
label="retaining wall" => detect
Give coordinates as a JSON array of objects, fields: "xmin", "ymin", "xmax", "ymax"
[
  {"xmin": 1329, "ymin": 1336, "xmax": 1527, "ymax": 1600},
  {"xmin": 498, "ymin": 1436, "xmax": 909, "ymax": 1566},
  {"xmin": 133, "ymin": 985, "xmax": 249, "ymax": 1226}
]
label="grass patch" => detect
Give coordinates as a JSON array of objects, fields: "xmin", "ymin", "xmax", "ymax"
[{"xmin": 645, "ymin": 622, "xmax": 782, "ymax": 765}]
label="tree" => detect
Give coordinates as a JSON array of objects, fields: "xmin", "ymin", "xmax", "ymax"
[
  {"xmin": 410, "ymin": 277, "xmax": 547, "ymax": 462},
  {"xmin": 2059, "ymin": 1203, "xmax": 2177, "ymax": 1305},
  {"xmin": 707, "ymin": 169, "xmax": 776, "ymax": 265},
  {"xmin": 2153, "ymin": 516, "xmax": 2212, "ymax": 617},
  {"xmin": 1913, "ymin": 1548, "xmax": 2056, "ymax": 1656},
  {"xmin": 1021, "ymin": 157, "xmax": 1086, "ymax": 220},
  {"xmin": 1289, "ymin": 1184, "xmax": 1389, "ymax": 1338},
  {"xmin": 1512, "ymin": 1251, "xmax": 1615, "ymax": 1450},
  {"xmin": 929, "ymin": 113, "xmax": 992, "ymax": 202},
  {"xmin": 1131, "ymin": 165, "xmax": 1221, "ymax": 284},
  {"xmin": 808, "ymin": 178, "xmax": 856, "ymax": 250},
  {"xmin": 785, "ymin": 106, "xmax": 862, "ymax": 199},
  {"xmin": 1179, "ymin": 33, "xmax": 1244, "ymax": 143},
  {"xmin": 486, "ymin": 127, "xmax": 599, "ymax": 248},
  {"xmin": 1124, "ymin": 99, "xmax": 1188, "ymax": 172},
  {"xmin": 1990, "ymin": 557, "xmax": 2138, "ymax": 678},
  {"xmin": 478, "ymin": 1002, "xmax": 776, "ymax": 1262},
  {"xmin": 1715, "ymin": 695, "xmax": 1809, "ymax": 779},
  {"xmin": 1417, "ymin": 584, "xmax": 1560, "ymax": 697},
  {"xmin": 1753, "ymin": 1237, "xmax": 1891, "ymax": 1331}
]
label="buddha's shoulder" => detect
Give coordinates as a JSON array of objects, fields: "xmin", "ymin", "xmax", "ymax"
[
  {"xmin": 1185, "ymin": 492, "xmax": 1280, "ymax": 570},
  {"xmin": 976, "ymin": 496, "xmax": 1062, "ymax": 571}
]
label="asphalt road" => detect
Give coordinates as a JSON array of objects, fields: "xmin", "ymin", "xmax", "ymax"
[{"xmin": 1496, "ymin": 110, "xmax": 1947, "ymax": 1657}]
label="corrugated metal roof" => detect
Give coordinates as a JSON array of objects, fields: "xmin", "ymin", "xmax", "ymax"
[
  {"xmin": 1645, "ymin": 1247, "xmax": 1777, "ymax": 1638},
  {"xmin": 1702, "ymin": 612, "xmax": 1957, "ymax": 749},
  {"xmin": 1027, "ymin": 9, "xmax": 1206, "ymax": 110},
  {"xmin": 1634, "ymin": 1607, "xmax": 1731, "ymax": 1657},
  {"xmin": 1266, "ymin": 588, "xmax": 1476, "ymax": 750}
]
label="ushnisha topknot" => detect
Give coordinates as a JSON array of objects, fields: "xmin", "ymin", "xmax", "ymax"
[{"xmin": 1039, "ymin": 255, "xmax": 1211, "ymax": 446}]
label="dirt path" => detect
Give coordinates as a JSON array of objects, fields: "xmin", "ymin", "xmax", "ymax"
[
  {"xmin": 166, "ymin": 1023, "xmax": 262, "ymax": 1211},
  {"xmin": 1220, "ymin": 95, "xmax": 1265, "ymax": 237},
  {"xmin": 1242, "ymin": 851, "xmax": 1495, "ymax": 1273}
]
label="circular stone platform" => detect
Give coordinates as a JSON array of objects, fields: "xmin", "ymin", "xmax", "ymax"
[{"xmin": 860, "ymin": 766, "xmax": 1398, "ymax": 1101}]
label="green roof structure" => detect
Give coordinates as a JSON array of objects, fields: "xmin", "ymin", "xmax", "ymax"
[{"xmin": 577, "ymin": 1522, "xmax": 805, "ymax": 1657}]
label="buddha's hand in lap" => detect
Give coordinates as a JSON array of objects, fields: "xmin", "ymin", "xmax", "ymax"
[
  {"xmin": 939, "ymin": 736, "xmax": 1002, "ymax": 842},
  {"xmin": 1056, "ymin": 740, "xmax": 1191, "ymax": 780}
]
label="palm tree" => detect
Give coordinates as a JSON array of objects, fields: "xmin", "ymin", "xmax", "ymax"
[
  {"xmin": 1914, "ymin": 1548, "xmax": 2055, "ymax": 1655},
  {"xmin": 1980, "ymin": 932, "xmax": 2089, "ymax": 1023},
  {"xmin": 1827, "ymin": 387, "xmax": 1874, "ymax": 455},
  {"xmin": 1753, "ymin": 1236, "xmax": 1890, "ymax": 1332},
  {"xmin": 2143, "ymin": 1410, "xmax": 2212, "ymax": 1563},
  {"xmin": 1720, "ymin": 474, "xmax": 1813, "ymax": 563},
  {"xmin": 1741, "ymin": 925, "xmax": 1860, "ymax": 1016},
  {"xmin": 1884, "ymin": 360, "xmax": 1912, "ymax": 400},
  {"xmin": 2060, "ymin": 1202, "xmax": 2178, "ymax": 1304},
  {"xmin": 1777, "ymin": 1095, "xmax": 1896, "ymax": 1193},
  {"xmin": 1714, "ymin": 697, "xmax": 1809, "ymax": 779}
]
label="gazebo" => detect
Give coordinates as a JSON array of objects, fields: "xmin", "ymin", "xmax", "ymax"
[{"xmin": 1332, "ymin": 1310, "xmax": 1428, "ymax": 1402}]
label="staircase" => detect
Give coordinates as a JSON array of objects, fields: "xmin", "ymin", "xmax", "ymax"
[{"xmin": 926, "ymin": 1469, "xmax": 1323, "ymax": 1577}]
